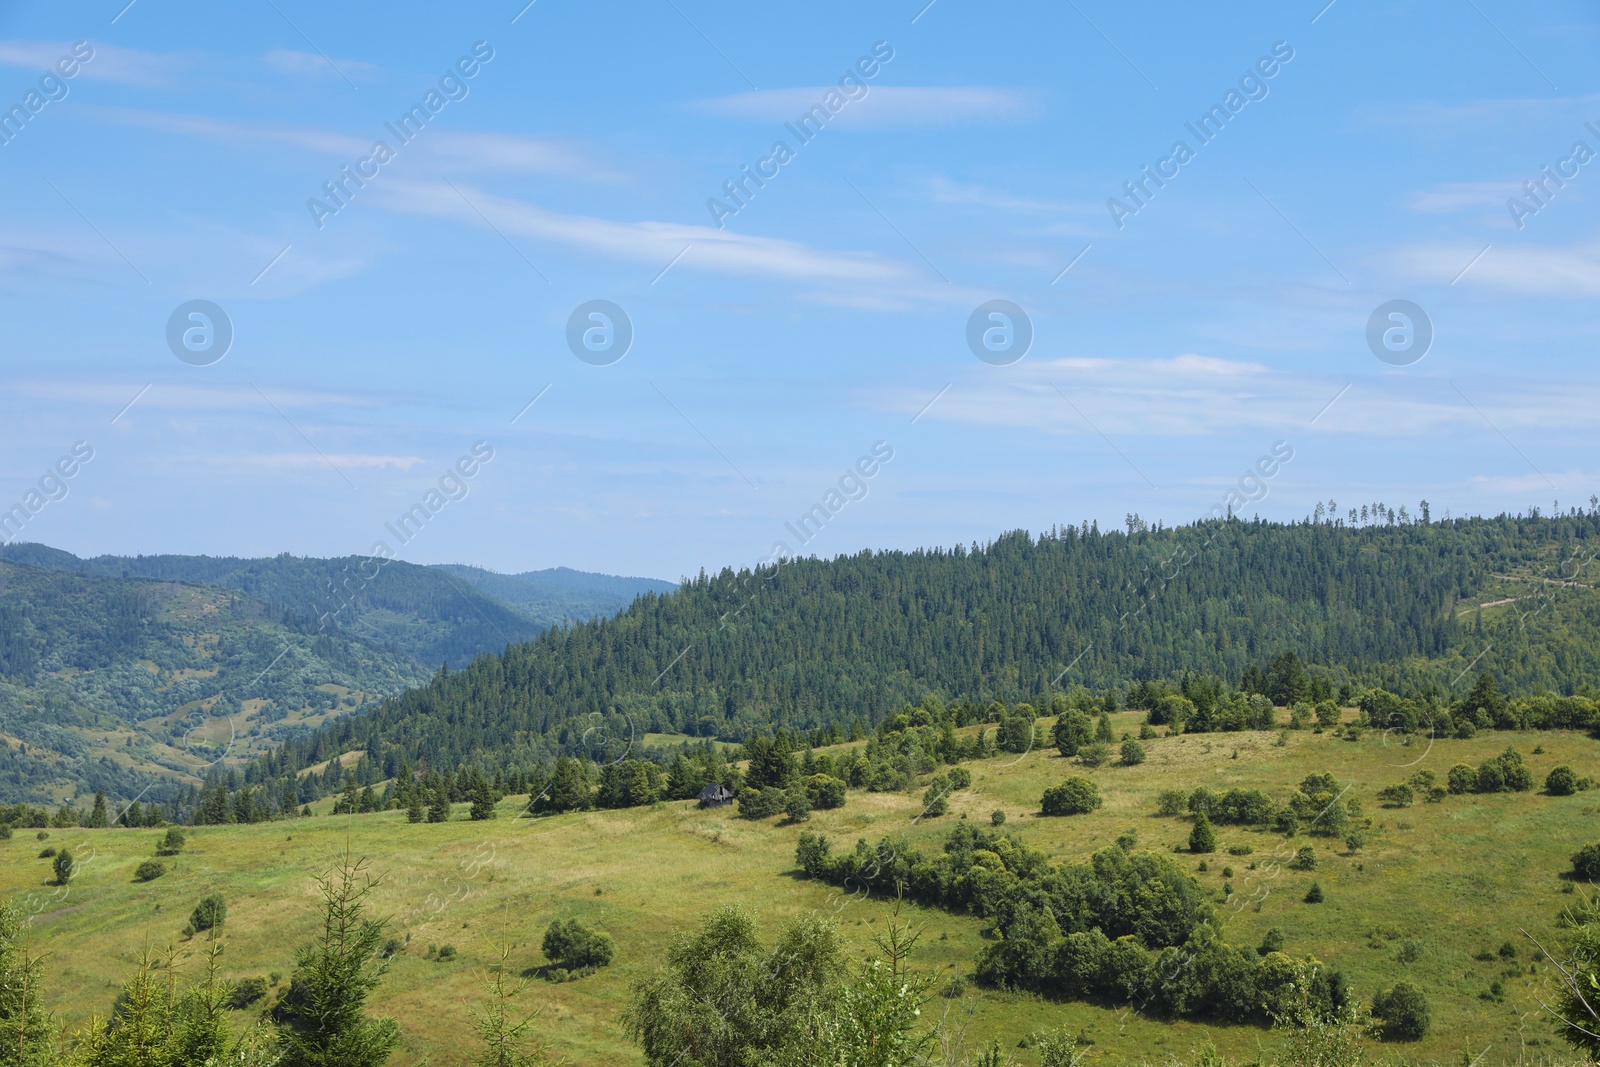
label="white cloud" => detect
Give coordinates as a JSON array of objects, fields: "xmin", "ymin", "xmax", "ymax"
[
  {"xmin": 1394, "ymin": 240, "xmax": 1600, "ymax": 295},
  {"xmin": 374, "ymin": 178, "xmax": 933, "ymax": 288},
  {"xmin": 76, "ymin": 106, "xmax": 605, "ymax": 178},
  {"xmin": 885, "ymin": 355, "xmax": 1600, "ymax": 439},
  {"xmin": 694, "ymin": 86, "xmax": 1031, "ymax": 127},
  {"xmin": 262, "ymin": 48, "xmax": 381, "ymax": 82},
  {"xmin": 0, "ymin": 40, "xmax": 187, "ymax": 87},
  {"xmin": 1407, "ymin": 181, "xmax": 1516, "ymax": 213}
]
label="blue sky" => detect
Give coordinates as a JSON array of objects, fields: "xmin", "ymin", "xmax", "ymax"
[{"xmin": 0, "ymin": 0, "xmax": 1596, "ymax": 580}]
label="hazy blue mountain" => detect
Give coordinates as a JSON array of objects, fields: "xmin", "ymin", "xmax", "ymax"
[{"xmin": 430, "ymin": 563, "xmax": 676, "ymax": 627}]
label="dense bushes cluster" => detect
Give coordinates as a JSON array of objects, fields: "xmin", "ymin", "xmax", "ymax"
[
  {"xmin": 1155, "ymin": 773, "xmax": 1356, "ymax": 839},
  {"xmin": 794, "ymin": 824, "xmax": 1346, "ymax": 1025}
]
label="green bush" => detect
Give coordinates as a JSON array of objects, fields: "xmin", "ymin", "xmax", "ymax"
[
  {"xmin": 784, "ymin": 790, "xmax": 813, "ymax": 823},
  {"xmin": 52, "ymin": 850, "xmax": 73, "ymax": 885},
  {"xmin": 227, "ymin": 976, "xmax": 268, "ymax": 1009},
  {"xmin": 1372, "ymin": 982, "xmax": 1430, "ymax": 1039},
  {"xmin": 1040, "ymin": 777, "xmax": 1101, "ymax": 816},
  {"xmin": 1156, "ymin": 789, "xmax": 1190, "ymax": 816},
  {"xmin": 436, "ymin": 945, "xmax": 456, "ymax": 960},
  {"xmin": 1376, "ymin": 783, "xmax": 1414, "ymax": 807},
  {"xmin": 1119, "ymin": 740, "xmax": 1146, "ymax": 766},
  {"xmin": 736, "ymin": 787, "xmax": 783, "ymax": 820},
  {"xmin": 805, "ymin": 774, "xmax": 847, "ymax": 810},
  {"xmin": 1572, "ymin": 843, "xmax": 1600, "ymax": 882},
  {"xmin": 542, "ymin": 918, "xmax": 614, "ymax": 970},
  {"xmin": 990, "ymin": 810, "xmax": 1006, "ymax": 826},
  {"xmin": 1077, "ymin": 742, "xmax": 1112, "ymax": 768},
  {"xmin": 1447, "ymin": 764, "xmax": 1477, "ymax": 794},
  {"xmin": 1304, "ymin": 882, "xmax": 1324, "ymax": 903},
  {"xmin": 38, "ymin": 847, "xmax": 56, "ymax": 859},
  {"xmin": 1289, "ymin": 846, "xmax": 1317, "ymax": 871},
  {"xmin": 190, "ymin": 894, "xmax": 226, "ymax": 932},
  {"xmin": 157, "ymin": 828, "xmax": 186, "ymax": 855},
  {"xmin": 134, "ymin": 860, "xmax": 165, "ymax": 883},
  {"xmin": 1547, "ymin": 765, "xmax": 1579, "ymax": 796}
]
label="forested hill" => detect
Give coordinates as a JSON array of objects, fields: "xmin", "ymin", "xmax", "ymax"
[{"xmin": 257, "ymin": 512, "xmax": 1600, "ymax": 780}]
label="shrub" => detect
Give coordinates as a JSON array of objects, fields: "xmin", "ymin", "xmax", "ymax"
[
  {"xmin": 1572, "ymin": 843, "xmax": 1600, "ymax": 882},
  {"xmin": 947, "ymin": 767, "xmax": 972, "ymax": 790},
  {"xmin": 1304, "ymin": 882, "xmax": 1324, "ymax": 903},
  {"xmin": 942, "ymin": 974, "xmax": 967, "ymax": 999},
  {"xmin": 0, "ymin": 825, "xmax": 10, "ymax": 841},
  {"xmin": 1455, "ymin": 719, "xmax": 1477, "ymax": 738},
  {"xmin": 1397, "ymin": 939, "xmax": 1423, "ymax": 963},
  {"xmin": 1447, "ymin": 764, "xmax": 1477, "ymax": 794},
  {"xmin": 134, "ymin": 860, "xmax": 166, "ymax": 883},
  {"xmin": 52, "ymin": 849, "xmax": 73, "ymax": 885},
  {"xmin": 38, "ymin": 847, "xmax": 56, "ymax": 859},
  {"xmin": 1547, "ymin": 765, "xmax": 1579, "ymax": 796},
  {"xmin": 228, "ymin": 976, "xmax": 268, "ymax": 1009},
  {"xmin": 1228, "ymin": 844, "xmax": 1254, "ymax": 856},
  {"xmin": 1115, "ymin": 828, "xmax": 1137, "ymax": 852},
  {"xmin": 990, "ymin": 810, "xmax": 1006, "ymax": 826},
  {"xmin": 1376, "ymin": 783, "xmax": 1414, "ymax": 807},
  {"xmin": 157, "ymin": 827, "xmax": 186, "ymax": 855},
  {"xmin": 436, "ymin": 945, "xmax": 457, "ymax": 960},
  {"xmin": 1372, "ymin": 982, "xmax": 1430, "ymax": 1039},
  {"xmin": 1138, "ymin": 723, "xmax": 1157, "ymax": 740},
  {"xmin": 1077, "ymin": 742, "xmax": 1112, "ymax": 768},
  {"xmin": 736, "ymin": 787, "xmax": 783, "ymax": 820},
  {"xmin": 1275, "ymin": 808, "xmax": 1300, "ymax": 836},
  {"xmin": 1344, "ymin": 829, "xmax": 1366, "ymax": 853},
  {"xmin": 190, "ymin": 894, "xmax": 226, "ymax": 933},
  {"xmin": 805, "ymin": 774, "xmax": 847, "ymax": 810},
  {"xmin": 784, "ymin": 790, "xmax": 813, "ymax": 823},
  {"xmin": 542, "ymin": 918, "xmax": 614, "ymax": 970},
  {"xmin": 1040, "ymin": 778, "xmax": 1101, "ymax": 816},
  {"xmin": 1119, "ymin": 740, "xmax": 1146, "ymax": 766},
  {"xmin": 1156, "ymin": 789, "xmax": 1190, "ymax": 816},
  {"xmin": 1289, "ymin": 846, "xmax": 1317, "ymax": 871},
  {"xmin": 1189, "ymin": 813, "xmax": 1217, "ymax": 854},
  {"xmin": 1258, "ymin": 927, "xmax": 1285, "ymax": 955},
  {"xmin": 380, "ymin": 938, "xmax": 402, "ymax": 959}
]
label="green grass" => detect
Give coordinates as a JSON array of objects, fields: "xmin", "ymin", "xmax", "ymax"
[{"xmin": 4, "ymin": 716, "xmax": 1597, "ymax": 1065}]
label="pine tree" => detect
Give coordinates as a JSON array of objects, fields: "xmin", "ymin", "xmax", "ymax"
[
  {"xmin": 427, "ymin": 787, "xmax": 450, "ymax": 824},
  {"xmin": 1095, "ymin": 713, "xmax": 1114, "ymax": 744},
  {"xmin": 406, "ymin": 791, "xmax": 425, "ymax": 824},
  {"xmin": 0, "ymin": 901, "xmax": 52, "ymax": 1067},
  {"xmin": 467, "ymin": 943, "xmax": 550, "ymax": 1067},
  {"xmin": 277, "ymin": 853, "xmax": 399, "ymax": 1067},
  {"xmin": 86, "ymin": 792, "xmax": 110, "ymax": 829},
  {"xmin": 469, "ymin": 780, "xmax": 497, "ymax": 821},
  {"xmin": 1190, "ymin": 812, "xmax": 1217, "ymax": 854}
]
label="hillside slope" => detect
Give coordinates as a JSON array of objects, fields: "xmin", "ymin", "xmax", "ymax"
[
  {"xmin": 264, "ymin": 513, "xmax": 1600, "ymax": 781},
  {"xmin": 0, "ymin": 559, "xmax": 431, "ymax": 805},
  {"xmin": 0, "ymin": 544, "xmax": 543, "ymax": 668},
  {"xmin": 430, "ymin": 563, "xmax": 675, "ymax": 628}
]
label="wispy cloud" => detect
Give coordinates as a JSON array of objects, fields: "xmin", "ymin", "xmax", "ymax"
[
  {"xmin": 376, "ymin": 178, "xmax": 929, "ymax": 287},
  {"xmin": 1407, "ymin": 181, "xmax": 1516, "ymax": 213},
  {"xmin": 262, "ymin": 48, "xmax": 381, "ymax": 81},
  {"xmin": 73, "ymin": 106, "xmax": 605, "ymax": 178},
  {"xmin": 0, "ymin": 39, "xmax": 188, "ymax": 87},
  {"xmin": 694, "ymin": 85, "xmax": 1032, "ymax": 127},
  {"xmin": 1393, "ymin": 239, "xmax": 1600, "ymax": 294}
]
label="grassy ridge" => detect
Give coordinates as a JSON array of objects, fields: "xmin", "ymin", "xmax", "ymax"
[{"xmin": 5, "ymin": 716, "xmax": 1597, "ymax": 1065}]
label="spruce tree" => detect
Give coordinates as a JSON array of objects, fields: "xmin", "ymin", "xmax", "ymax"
[
  {"xmin": 427, "ymin": 787, "xmax": 450, "ymax": 823},
  {"xmin": 469, "ymin": 780, "xmax": 497, "ymax": 821},
  {"xmin": 86, "ymin": 792, "xmax": 110, "ymax": 829},
  {"xmin": 406, "ymin": 791, "xmax": 425, "ymax": 824},
  {"xmin": 1189, "ymin": 812, "xmax": 1217, "ymax": 854},
  {"xmin": 0, "ymin": 901, "xmax": 52, "ymax": 1067},
  {"xmin": 278, "ymin": 853, "xmax": 399, "ymax": 1067},
  {"xmin": 468, "ymin": 944, "xmax": 550, "ymax": 1067}
]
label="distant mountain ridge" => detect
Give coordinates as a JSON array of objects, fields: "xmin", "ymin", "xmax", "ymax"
[{"xmin": 0, "ymin": 543, "xmax": 675, "ymax": 805}]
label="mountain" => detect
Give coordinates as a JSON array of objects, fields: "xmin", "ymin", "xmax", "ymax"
[
  {"xmin": 0, "ymin": 544, "xmax": 544, "ymax": 668},
  {"xmin": 0, "ymin": 558, "xmax": 432, "ymax": 805},
  {"xmin": 429, "ymin": 563, "xmax": 676, "ymax": 628},
  {"xmin": 253, "ymin": 512, "xmax": 1600, "ymax": 787},
  {"xmin": 0, "ymin": 545, "xmax": 676, "ymax": 805}
]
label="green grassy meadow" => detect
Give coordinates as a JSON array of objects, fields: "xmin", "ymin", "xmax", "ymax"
[{"xmin": 5, "ymin": 714, "xmax": 1598, "ymax": 1066}]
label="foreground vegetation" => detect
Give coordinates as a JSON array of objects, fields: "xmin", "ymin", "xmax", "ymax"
[{"xmin": 3, "ymin": 714, "xmax": 1598, "ymax": 1065}]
